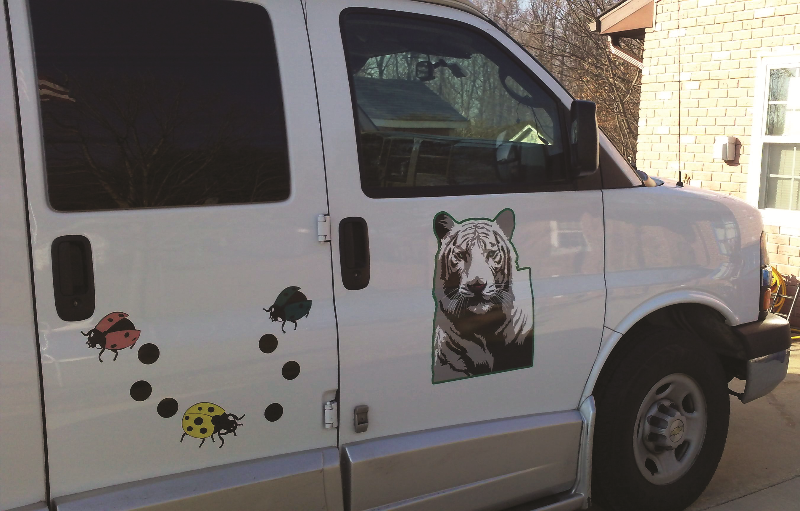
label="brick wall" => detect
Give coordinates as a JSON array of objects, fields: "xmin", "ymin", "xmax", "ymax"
[{"xmin": 636, "ymin": 0, "xmax": 800, "ymax": 321}]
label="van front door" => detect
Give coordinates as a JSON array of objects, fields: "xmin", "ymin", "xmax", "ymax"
[
  {"xmin": 12, "ymin": 0, "xmax": 338, "ymax": 501},
  {"xmin": 309, "ymin": 1, "xmax": 606, "ymax": 508}
]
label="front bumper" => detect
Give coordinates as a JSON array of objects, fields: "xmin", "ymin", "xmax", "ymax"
[{"xmin": 734, "ymin": 314, "xmax": 792, "ymax": 404}]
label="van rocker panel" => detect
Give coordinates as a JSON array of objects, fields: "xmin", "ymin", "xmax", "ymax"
[
  {"xmin": 53, "ymin": 447, "xmax": 343, "ymax": 511},
  {"xmin": 343, "ymin": 411, "xmax": 582, "ymax": 511}
]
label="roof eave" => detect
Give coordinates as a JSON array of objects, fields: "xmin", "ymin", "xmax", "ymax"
[{"xmin": 592, "ymin": 0, "xmax": 653, "ymax": 40}]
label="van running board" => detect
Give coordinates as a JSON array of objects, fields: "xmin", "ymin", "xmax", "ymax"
[{"xmin": 502, "ymin": 492, "xmax": 585, "ymax": 511}]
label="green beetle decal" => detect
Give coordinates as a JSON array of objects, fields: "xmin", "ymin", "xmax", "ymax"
[{"xmin": 264, "ymin": 286, "xmax": 312, "ymax": 333}]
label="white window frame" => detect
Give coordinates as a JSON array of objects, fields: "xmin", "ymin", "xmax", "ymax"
[{"xmin": 748, "ymin": 51, "xmax": 800, "ymax": 228}]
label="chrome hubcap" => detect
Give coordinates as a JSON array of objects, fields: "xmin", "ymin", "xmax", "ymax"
[{"xmin": 633, "ymin": 374, "xmax": 707, "ymax": 485}]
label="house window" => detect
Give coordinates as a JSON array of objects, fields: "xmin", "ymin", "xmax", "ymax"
[{"xmin": 759, "ymin": 66, "xmax": 800, "ymax": 211}]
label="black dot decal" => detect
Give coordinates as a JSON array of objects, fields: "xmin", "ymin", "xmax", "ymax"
[
  {"xmin": 264, "ymin": 403, "xmax": 283, "ymax": 422},
  {"xmin": 198, "ymin": 407, "xmax": 203, "ymax": 411},
  {"xmin": 184, "ymin": 416, "xmax": 189, "ymax": 420},
  {"xmin": 187, "ymin": 426, "xmax": 193, "ymax": 431},
  {"xmin": 130, "ymin": 380, "xmax": 152, "ymax": 401},
  {"xmin": 200, "ymin": 427, "xmax": 207, "ymax": 434},
  {"xmin": 157, "ymin": 398, "xmax": 179, "ymax": 418},
  {"xmin": 107, "ymin": 318, "xmax": 114, "ymax": 322},
  {"xmin": 124, "ymin": 332, "xmax": 130, "ymax": 338},
  {"xmin": 259, "ymin": 334, "xmax": 278, "ymax": 354},
  {"xmin": 208, "ymin": 407, "xmax": 215, "ymax": 412},
  {"xmin": 138, "ymin": 343, "xmax": 160, "ymax": 365},
  {"xmin": 110, "ymin": 344, "xmax": 117, "ymax": 348},
  {"xmin": 282, "ymin": 361, "xmax": 300, "ymax": 380},
  {"xmin": 194, "ymin": 417, "xmax": 203, "ymax": 425}
]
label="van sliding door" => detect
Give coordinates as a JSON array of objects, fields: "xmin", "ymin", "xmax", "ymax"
[{"xmin": 10, "ymin": 0, "xmax": 339, "ymax": 503}]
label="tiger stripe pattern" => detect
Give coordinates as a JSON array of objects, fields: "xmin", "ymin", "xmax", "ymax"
[{"xmin": 432, "ymin": 209, "xmax": 533, "ymax": 383}]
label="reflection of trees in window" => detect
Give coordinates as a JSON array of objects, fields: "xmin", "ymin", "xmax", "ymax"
[
  {"xmin": 766, "ymin": 68, "xmax": 800, "ymax": 137},
  {"xmin": 345, "ymin": 12, "xmax": 572, "ymax": 196},
  {"xmin": 358, "ymin": 52, "xmax": 553, "ymax": 142},
  {"xmin": 472, "ymin": 0, "xmax": 644, "ymax": 165},
  {"xmin": 42, "ymin": 74, "xmax": 289, "ymax": 211}
]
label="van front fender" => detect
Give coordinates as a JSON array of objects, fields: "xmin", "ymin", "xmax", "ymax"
[{"xmin": 580, "ymin": 290, "xmax": 739, "ymax": 403}]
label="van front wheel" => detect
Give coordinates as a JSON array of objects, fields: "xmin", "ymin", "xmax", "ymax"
[{"xmin": 592, "ymin": 329, "xmax": 730, "ymax": 511}]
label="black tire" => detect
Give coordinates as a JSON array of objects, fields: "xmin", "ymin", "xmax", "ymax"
[{"xmin": 592, "ymin": 328, "xmax": 730, "ymax": 511}]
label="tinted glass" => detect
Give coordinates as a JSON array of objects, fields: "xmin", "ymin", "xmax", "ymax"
[
  {"xmin": 341, "ymin": 11, "xmax": 569, "ymax": 198},
  {"xmin": 30, "ymin": 0, "xmax": 290, "ymax": 211}
]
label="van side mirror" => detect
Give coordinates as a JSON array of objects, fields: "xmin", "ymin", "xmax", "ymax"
[{"xmin": 570, "ymin": 100, "xmax": 599, "ymax": 178}]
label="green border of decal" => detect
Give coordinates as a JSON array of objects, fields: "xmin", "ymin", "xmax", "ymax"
[{"xmin": 430, "ymin": 208, "xmax": 534, "ymax": 384}]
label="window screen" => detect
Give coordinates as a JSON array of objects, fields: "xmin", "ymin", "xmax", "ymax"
[
  {"xmin": 30, "ymin": 0, "xmax": 290, "ymax": 211},
  {"xmin": 341, "ymin": 11, "xmax": 569, "ymax": 198}
]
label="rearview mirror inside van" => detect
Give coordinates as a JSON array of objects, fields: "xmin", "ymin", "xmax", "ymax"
[{"xmin": 415, "ymin": 59, "xmax": 468, "ymax": 82}]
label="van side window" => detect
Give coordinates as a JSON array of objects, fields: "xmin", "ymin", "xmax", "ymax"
[
  {"xmin": 341, "ymin": 11, "xmax": 570, "ymax": 198},
  {"xmin": 30, "ymin": 0, "xmax": 290, "ymax": 211}
]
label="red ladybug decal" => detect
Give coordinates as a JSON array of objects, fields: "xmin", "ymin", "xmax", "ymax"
[{"xmin": 82, "ymin": 312, "xmax": 141, "ymax": 362}]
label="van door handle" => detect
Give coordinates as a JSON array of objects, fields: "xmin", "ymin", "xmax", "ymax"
[
  {"xmin": 51, "ymin": 235, "xmax": 95, "ymax": 321},
  {"xmin": 339, "ymin": 217, "xmax": 370, "ymax": 290}
]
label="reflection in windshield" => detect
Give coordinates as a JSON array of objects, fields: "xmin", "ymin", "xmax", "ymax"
[{"xmin": 342, "ymin": 12, "xmax": 568, "ymax": 196}]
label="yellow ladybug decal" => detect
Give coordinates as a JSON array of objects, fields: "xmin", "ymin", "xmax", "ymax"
[{"xmin": 180, "ymin": 402, "xmax": 244, "ymax": 448}]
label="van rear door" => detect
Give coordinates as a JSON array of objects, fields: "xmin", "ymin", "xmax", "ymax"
[{"xmin": 10, "ymin": 0, "xmax": 338, "ymax": 501}]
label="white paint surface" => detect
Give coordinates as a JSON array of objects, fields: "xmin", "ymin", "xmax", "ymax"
[
  {"xmin": 0, "ymin": 4, "xmax": 47, "ymax": 509},
  {"xmin": 603, "ymin": 185, "xmax": 762, "ymax": 335}
]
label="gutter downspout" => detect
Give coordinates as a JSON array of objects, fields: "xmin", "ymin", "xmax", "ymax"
[{"xmin": 607, "ymin": 35, "xmax": 643, "ymax": 69}]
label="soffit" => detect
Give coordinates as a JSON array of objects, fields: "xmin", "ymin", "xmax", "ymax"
[{"xmin": 594, "ymin": 0, "xmax": 653, "ymax": 39}]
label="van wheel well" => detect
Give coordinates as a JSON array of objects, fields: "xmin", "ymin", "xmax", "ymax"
[{"xmin": 594, "ymin": 304, "xmax": 747, "ymax": 401}]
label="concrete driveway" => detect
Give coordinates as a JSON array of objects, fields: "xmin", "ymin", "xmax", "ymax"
[{"xmin": 589, "ymin": 341, "xmax": 800, "ymax": 511}]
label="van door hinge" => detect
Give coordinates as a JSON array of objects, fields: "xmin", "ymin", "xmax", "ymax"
[
  {"xmin": 317, "ymin": 214, "xmax": 331, "ymax": 242},
  {"xmin": 324, "ymin": 399, "xmax": 338, "ymax": 429}
]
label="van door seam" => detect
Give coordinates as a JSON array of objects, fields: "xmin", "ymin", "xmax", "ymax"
[
  {"xmin": 301, "ymin": 0, "xmax": 341, "ymax": 449},
  {"xmin": 3, "ymin": 0, "xmax": 52, "ymax": 504}
]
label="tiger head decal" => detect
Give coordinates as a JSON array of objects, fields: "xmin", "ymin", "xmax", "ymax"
[
  {"xmin": 434, "ymin": 209, "xmax": 516, "ymax": 317},
  {"xmin": 432, "ymin": 209, "xmax": 533, "ymax": 383}
]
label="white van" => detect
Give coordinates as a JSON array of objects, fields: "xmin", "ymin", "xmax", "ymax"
[{"xmin": 0, "ymin": 0, "xmax": 791, "ymax": 510}]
